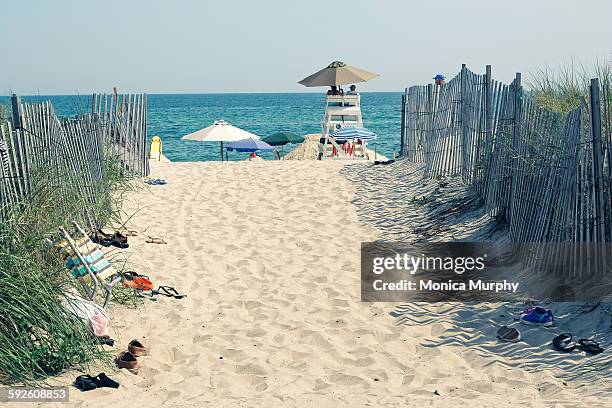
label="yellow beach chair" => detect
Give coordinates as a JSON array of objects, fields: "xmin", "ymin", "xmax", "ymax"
[
  {"xmin": 58, "ymin": 221, "xmax": 122, "ymax": 308},
  {"xmin": 149, "ymin": 136, "xmax": 163, "ymax": 161}
]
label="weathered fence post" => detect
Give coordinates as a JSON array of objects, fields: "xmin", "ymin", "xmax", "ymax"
[
  {"xmin": 589, "ymin": 78, "xmax": 605, "ymax": 242},
  {"xmin": 400, "ymin": 87, "xmax": 407, "ymax": 157},
  {"xmin": 11, "ymin": 94, "xmax": 22, "ymax": 130},
  {"xmin": 507, "ymin": 72, "xmax": 522, "ymax": 224},
  {"xmin": 483, "ymin": 65, "xmax": 493, "ymax": 197},
  {"xmin": 460, "ymin": 64, "xmax": 468, "ymax": 178}
]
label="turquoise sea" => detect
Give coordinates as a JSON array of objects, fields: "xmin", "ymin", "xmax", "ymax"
[{"xmin": 2, "ymin": 93, "xmax": 402, "ymax": 161}]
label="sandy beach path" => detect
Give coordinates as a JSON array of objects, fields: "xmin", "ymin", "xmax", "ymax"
[{"xmin": 43, "ymin": 161, "xmax": 608, "ymax": 408}]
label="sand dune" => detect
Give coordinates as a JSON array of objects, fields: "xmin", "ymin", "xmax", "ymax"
[{"xmin": 36, "ymin": 160, "xmax": 610, "ymax": 407}]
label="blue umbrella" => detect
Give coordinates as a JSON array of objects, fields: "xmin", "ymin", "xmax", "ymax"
[
  {"xmin": 226, "ymin": 137, "xmax": 274, "ymax": 152},
  {"xmin": 329, "ymin": 126, "xmax": 377, "ymax": 141}
]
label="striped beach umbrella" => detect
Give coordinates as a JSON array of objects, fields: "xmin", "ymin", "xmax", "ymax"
[{"xmin": 329, "ymin": 126, "xmax": 377, "ymax": 141}]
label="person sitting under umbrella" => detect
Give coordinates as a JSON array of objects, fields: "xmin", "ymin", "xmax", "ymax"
[
  {"xmin": 327, "ymin": 86, "xmax": 338, "ymax": 96},
  {"xmin": 347, "ymin": 84, "xmax": 358, "ymax": 95}
]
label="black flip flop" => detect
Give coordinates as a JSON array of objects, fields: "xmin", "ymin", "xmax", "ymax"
[
  {"xmin": 74, "ymin": 375, "xmax": 97, "ymax": 391},
  {"xmin": 153, "ymin": 285, "xmax": 187, "ymax": 299},
  {"xmin": 578, "ymin": 339, "xmax": 604, "ymax": 355},
  {"xmin": 552, "ymin": 333, "xmax": 576, "ymax": 352}
]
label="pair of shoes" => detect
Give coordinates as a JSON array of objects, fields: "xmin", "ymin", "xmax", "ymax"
[
  {"xmin": 91, "ymin": 230, "xmax": 129, "ymax": 249},
  {"xmin": 521, "ymin": 307, "xmax": 554, "ymax": 326},
  {"xmin": 115, "ymin": 340, "xmax": 150, "ymax": 374},
  {"xmin": 74, "ymin": 373, "xmax": 119, "ymax": 391},
  {"xmin": 552, "ymin": 333, "xmax": 604, "ymax": 355}
]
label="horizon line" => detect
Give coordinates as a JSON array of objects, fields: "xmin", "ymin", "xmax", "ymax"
[{"xmin": 0, "ymin": 90, "xmax": 407, "ymax": 98}]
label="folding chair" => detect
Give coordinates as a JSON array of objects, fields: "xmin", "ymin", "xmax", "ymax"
[{"xmin": 58, "ymin": 221, "xmax": 122, "ymax": 308}]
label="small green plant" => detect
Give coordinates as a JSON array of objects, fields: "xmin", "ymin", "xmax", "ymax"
[{"xmin": 410, "ymin": 195, "xmax": 430, "ymax": 207}]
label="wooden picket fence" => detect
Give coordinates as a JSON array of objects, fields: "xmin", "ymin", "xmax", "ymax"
[
  {"xmin": 0, "ymin": 93, "xmax": 149, "ymax": 227},
  {"xmin": 400, "ymin": 65, "xmax": 612, "ymax": 243}
]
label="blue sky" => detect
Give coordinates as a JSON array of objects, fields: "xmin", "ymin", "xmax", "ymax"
[{"xmin": 1, "ymin": 0, "xmax": 611, "ymax": 94}]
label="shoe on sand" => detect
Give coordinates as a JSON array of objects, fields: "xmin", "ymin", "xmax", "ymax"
[
  {"xmin": 115, "ymin": 351, "xmax": 139, "ymax": 374},
  {"xmin": 110, "ymin": 231, "xmax": 129, "ymax": 249},
  {"xmin": 74, "ymin": 375, "xmax": 97, "ymax": 391},
  {"xmin": 578, "ymin": 339, "xmax": 604, "ymax": 355},
  {"xmin": 94, "ymin": 372, "xmax": 120, "ymax": 388},
  {"xmin": 128, "ymin": 339, "xmax": 150, "ymax": 357},
  {"xmin": 521, "ymin": 307, "xmax": 554, "ymax": 326},
  {"xmin": 497, "ymin": 325, "xmax": 521, "ymax": 342},
  {"xmin": 552, "ymin": 333, "xmax": 576, "ymax": 352}
]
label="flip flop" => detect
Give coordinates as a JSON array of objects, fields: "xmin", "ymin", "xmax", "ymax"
[
  {"xmin": 128, "ymin": 339, "xmax": 150, "ymax": 357},
  {"xmin": 153, "ymin": 285, "xmax": 187, "ymax": 299},
  {"xmin": 552, "ymin": 333, "xmax": 576, "ymax": 352},
  {"xmin": 145, "ymin": 236, "xmax": 167, "ymax": 244},
  {"xmin": 122, "ymin": 272, "xmax": 154, "ymax": 291},
  {"xmin": 578, "ymin": 339, "xmax": 604, "ymax": 355},
  {"xmin": 497, "ymin": 325, "xmax": 521, "ymax": 342}
]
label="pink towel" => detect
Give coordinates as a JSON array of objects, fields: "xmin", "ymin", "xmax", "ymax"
[{"xmin": 90, "ymin": 311, "xmax": 109, "ymax": 337}]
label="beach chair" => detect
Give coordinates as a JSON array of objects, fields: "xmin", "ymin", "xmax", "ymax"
[{"xmin": 58, "ymin": 221, "xmax": 122, "ymax": 308}]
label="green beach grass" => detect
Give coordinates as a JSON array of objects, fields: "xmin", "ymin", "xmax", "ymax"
[
  {"xmin": 0, "ymin": 141, "xmax": 139, "ymax": 384},
  {"xmin": 529, "ymin": 60, "xmax": 612, "ymax": 113}
]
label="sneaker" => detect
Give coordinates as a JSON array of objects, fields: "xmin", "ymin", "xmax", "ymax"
[{"xmin": 521, "ymin": 307, "xmax": 554, "ymax": 326}]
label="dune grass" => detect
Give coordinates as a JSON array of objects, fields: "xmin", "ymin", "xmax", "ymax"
[
  {"xmin": 0, "ymin": 154, "xmax": 137, "ymax": 385},
  {"xmin": 528, "ymin": 60, "xmax": 612, "ymax": 113}
]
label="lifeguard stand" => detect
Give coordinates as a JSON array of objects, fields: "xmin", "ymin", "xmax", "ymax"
[{"xmin": 320, "ymin": 93, "xmax": 365, "ymax": 159}]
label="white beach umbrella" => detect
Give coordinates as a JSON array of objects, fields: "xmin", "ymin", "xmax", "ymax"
[{"xmin": 182, "ymin": 120, "xmax": 260, "ymax": 161}]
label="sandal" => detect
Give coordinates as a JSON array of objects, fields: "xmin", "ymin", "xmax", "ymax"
[
  {"xmin": 119, "ymin": 229, "xmax": 138, "ymax": 237},
  {"xmin": 497, "ymin": 325, "xmax": 521, "ymax": 343},
  {"xmin": 578, "ymin": 339, "xmax": 604, "ymax": 355},
  {"xmin": 111, "ymin": 231, "xmax": 129, "ymax": 249},
  {"xmin": 153, "ymin": 285, "xmax": 187, "ymax": 299},
  {"xmin": 552, "ymin": 333, "xmax": 576, "ymax": 352},
  {"xmin": 128, "ymin": 339, "xmax": 150, "ymax": 357},
  {"xmin": 145, "ymin": 236, "xmax": 167, "ymax": 244},
  {"xmin": 90, "ymin": 230, "xmax": 112, "ymax": 247}
]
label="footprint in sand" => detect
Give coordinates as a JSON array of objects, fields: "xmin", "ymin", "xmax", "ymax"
[{"xmin": 328, "ymin": 373, "xmax": 370, "ymax": 388}]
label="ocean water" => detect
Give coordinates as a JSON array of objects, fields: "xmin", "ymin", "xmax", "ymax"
[{"xmin": 2, "ymin": 93, "xmax": 402, "ymax": 162}]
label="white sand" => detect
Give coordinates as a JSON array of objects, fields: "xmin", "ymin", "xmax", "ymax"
[{"xmin": 40, "ymin": 160, "xmax": 609, "ymax": 407}]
